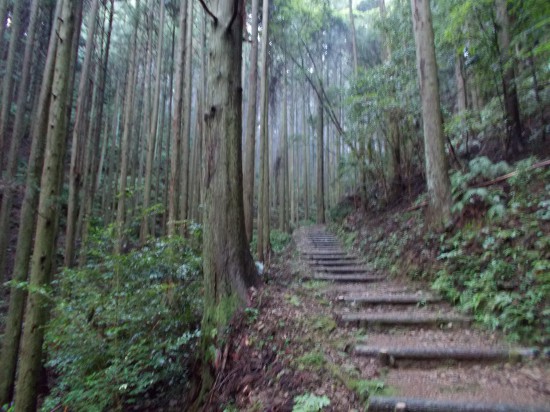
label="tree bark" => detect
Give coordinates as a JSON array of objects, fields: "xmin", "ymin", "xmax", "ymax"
[
  {"xmin": 0, "ymin": 0, "xmax": 8, "ymax": 57},
  {"xmin": 410, "ymin": 0, "xmax": 452, "ymax": 229},
  {"xmin": 257, "ymin": 0, "xmax": 271, "ymax": 262},
  {"xmin": 348, "ymin": 0, "xmax": 358, "ymax": 75},
  {"xmin": 167, "ymin": 0, "xmax": 187, "ymax": 236},
  {"xmin": 316, "ymin": 94, "xmax": 325, "ymax": 224},
  {"xmin": 199, "ymin": 0, "xmax": 259, "ymax": 399},
  {"xmin": 115, "ymin": 1, "xmax": 140, "ymax": 254},
  {"xmin": 179, "ymin": 0, "xmax": 193, "ymax": 230},
  {"xmin": 12, "ymin": 0, "xmax": 78, "ymax": 409},
  {"xmin": 0, "ymin": 0, "xmax": 40, "ymax": 288},
  {"xmin": 141, "ymin": 0, "xmax": 165, "ymax": 242},
  {"xmin": 0, "ymin": 0, "xmax": 24, "ymax": 165},
  {"xmin": 0, "ymin": 0, "xmax": 59, "ymax": 404},
  {"xmin": 64, "ymin": 0, "xmax": 100, "ymax": 267},
  {"xmin": 243, "ymin": 0, "xmax": 261, "ymax": 242},
  {"xmin": 303, "ymin": 89, "xmax": 309, "ymax": 221},
  {"xmin": 495, "ymin": 0, "xmax": 523, "ymax": 154}
]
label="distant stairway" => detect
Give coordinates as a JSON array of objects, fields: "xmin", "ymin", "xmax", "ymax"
[{"xmin": 298, "ymin": 226, "xmax": 550, "ymax": 412}]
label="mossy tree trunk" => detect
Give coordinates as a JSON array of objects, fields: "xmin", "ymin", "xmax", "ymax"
[
  {"xmin": 410, "ymin": 0, "xmax": 452, "ymax": 229},
  {"xmin": 12, "ymin": 0, "xmax": 78, "ymax": 410},
  {"xmin": 199, "ymin": 0, "xmax": 260, "ymax": 399}
]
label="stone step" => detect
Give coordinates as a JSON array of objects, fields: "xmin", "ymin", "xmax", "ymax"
[
  {"xmin": 306, "ymin": 273, "xmax": 386, "ymax": 282},
  {"xmin": 355, "ymin": 345, "xmax": 539, "ymax": 364},
  {"xmin": 338, "ymin": 312, "xmax": 471, "ymax": 327},
  {"xmin": 338, "ymin": 293, "xmax": 441, "ymax": 304},
  {"xmin": 367, "ymin": 396, "xmax": 550, "ymax": 412}
]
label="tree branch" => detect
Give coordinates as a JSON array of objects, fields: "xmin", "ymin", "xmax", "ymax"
[{"xmin": 198, "ymin": 0, "xmax": 218, "ymax": 25}]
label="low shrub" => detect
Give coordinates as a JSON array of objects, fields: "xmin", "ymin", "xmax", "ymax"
[{"xmin": 44, "ymin": 230, "xmax": 203, "ymax": 411}]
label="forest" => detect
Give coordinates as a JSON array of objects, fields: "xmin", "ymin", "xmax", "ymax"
[{"xmin": 0, "ymin": 0, "xmax": 548, "ymax": 410}]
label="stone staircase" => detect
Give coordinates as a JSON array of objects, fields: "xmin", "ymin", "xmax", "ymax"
[{"xmin": 298, "ymin": 226, "xmax": 550, "ymax": 412}]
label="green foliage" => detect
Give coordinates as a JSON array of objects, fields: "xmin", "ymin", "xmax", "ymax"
[
  {"xmin": 450, "ymin": 157, "xmax": 511, "ymax": 216},
  {"xmin": 349, "ymin": 379, "xmax": 387, "ymax": 400},
  {"xmin": 44, "ymin": 233, "xmax": 202, "ymax": 411},
  {"xmin": 435, "ymin": 164, "xmax": 550, "ymax": 343},
  {"xmin": 328, "ymin": 199, "xmax": 355, "ymax": 222},
  {"xmin": 245, "ymin": 307, "xmax": 260, "ymax": 324},
  {"xmin": 296, "ymin": 351, "xmax": 326, "ymax": 370},
  {"xmin": 292, "ymin": 393, "xmax": 331, "ymax": 412},
  {"xmin": 270, "ymin": 229, "xmax": 292, "ymax": 254}
]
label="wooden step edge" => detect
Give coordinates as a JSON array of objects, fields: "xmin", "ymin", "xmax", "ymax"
[
  {"xmin": 301, "ymin": 251, "xmax": 347, "ymax": 255},
  {"xmin": 313, "ymin": 267, "xmax": 373, "ymax": 273},
  {"xmin": 339, "ymin": 313, "xmax": 472, "ymax": 326},
  {"xmin": 367, "ymin": 396, "xmax": 550, "ymax": 412},
  {"xmin": 308, "ymin": 274, "xmax": 386, "ymax": 282},
  {"xmin": 338, "ymin": 295, "xmax": 442, "ymax": 304},
  {"xmin": 303, "ymin": 256, "xmax": 358, "ymax": 261},
  {"xmin": 355, "ymin": 345, "xmax": 540, "ymax": 363}
]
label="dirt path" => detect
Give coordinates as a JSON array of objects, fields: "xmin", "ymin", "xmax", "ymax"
[{"xmin": 295, "ymin": 225, "xmax": 550, "ymax": 412}]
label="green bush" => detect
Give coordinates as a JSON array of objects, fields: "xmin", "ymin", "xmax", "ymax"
[
  {"xmin": 44, "ymin": 231, "xmax": 202, "ymax": 411},
  {"xmin": 292, "ymin": 393, "xmax": 330, "ymax": 412},
  {"xmin": 270, "ymin": 229, "xmax": 292, "ymax": 254},
  {"xmin": 435, "ymin": 163, "xmax": 550, "ymax": 344}
]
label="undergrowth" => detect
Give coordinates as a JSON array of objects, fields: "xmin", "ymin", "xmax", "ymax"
[
  {"xmin": 334, "ymin": 157, "xmax": 550, "ymax": 345},
  {"xmin": 43, "ymin": 226, "xmax": 203, "ymax": 411}
]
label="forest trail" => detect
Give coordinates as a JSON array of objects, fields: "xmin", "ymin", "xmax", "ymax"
[{"xmin": 295, "ymin": 225, "xmax": 550, "ymax": 412}]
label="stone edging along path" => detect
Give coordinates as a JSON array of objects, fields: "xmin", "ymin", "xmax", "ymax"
[{"xmin": 296, "ymin": 225, "xmax": 550, "ymax": 412}]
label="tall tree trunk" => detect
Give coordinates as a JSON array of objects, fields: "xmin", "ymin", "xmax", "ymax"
[
  {"xmin": 243, "ymin": 0, "xmax": 260, "ymax": 242},
  {"xmin": 0, "ymin": 0, "xmax": 8, "ymax": 56},
  {"xmin": 65, "ymin": 0, "xmax": 100, "ymax": 267},
  {"xmin": 167, "ymin": 0, "xmax": 186, "ymax": 236},
  {"xmin": 0, "ymin": 0, "xmax": 24, "ymax": 164},
  {"xmin": 495, "ymin": 0, "xmax": 523, "ymax": 154},
  {"xmin": 12, "ymin": 0, "xmax": 78, "ymax": 409},
  {"xmin": 410, "ymin": 0, "xmax": 452, "ymax": 229},
  {"xmin": 0, "ymin": 0, "xmax": 40, "ymax": 287},
  {"xmin": 257, "ymin": 0, "xmax": 271, "ymax": 262},
  {"xmin": 348, "ymin": 0, "xmax": 358, "ymax": 75},
  {"xmin": 141, "ymin": 0, "xmax": 165, "ymax": 242},
  {"xmin": 378, "ymin": 0, "xmax": 391, "ymax": 61},
  {"xmin": 303, "ymin": 89, "xmax": 309, "ymax": 221},
  {"xmin": 316, "ymin": 94, "xmax": 325, "ymax": 224},
  {"xmin": 161, "ymin": 25, "xmax": 176, "ymax": 233},
  {"xmin": 0, "ymin": 0, "xmax": 59, "ymax": 404},
  {"xmin": 279, "ymin": 69, "xmax": 288, "ymax": 232},
  {"xmin": 115, "ymin": 2, "xmax": 140, "ymax": 254},
  {"xmin": 179, "ymin": 0, "xmax": 193, "ymax": 230},
  {"xmin": 199, "ymin": 0, "xmax": 259, "ymax": 399}
]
